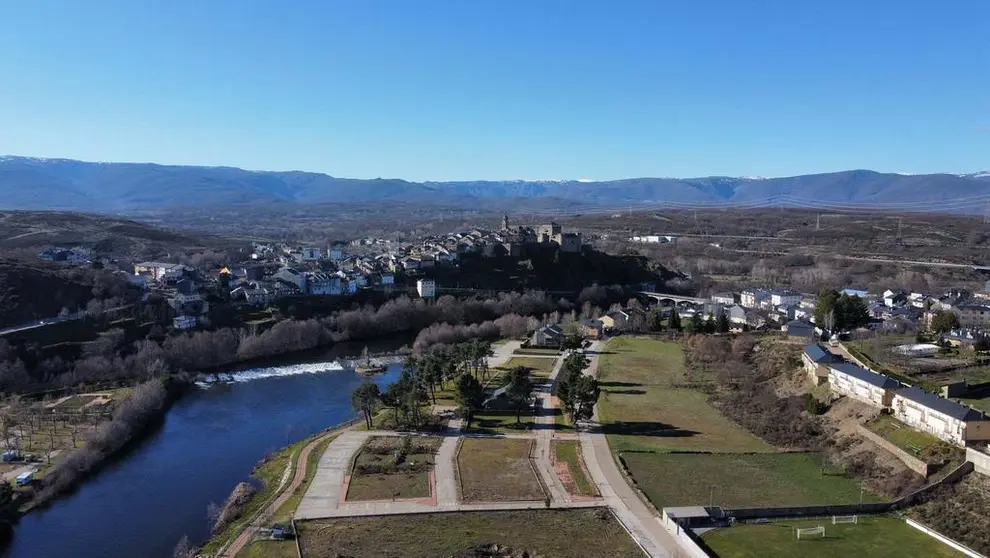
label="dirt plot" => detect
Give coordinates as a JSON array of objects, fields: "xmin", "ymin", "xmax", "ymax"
[
  {"xmin": 456, "ymin": 438, "xmax": 545, "ymax": 502},
  {"xmin": 346, "ymin": 436, "xmax": 442, "ymax": 501},
  {"xmin": 552, "ymin": 439, "xmax": 598, "ymax": 497},
  {"xmin": 298, "ymin": 509, "xmax": 643, "ymax": 558}
]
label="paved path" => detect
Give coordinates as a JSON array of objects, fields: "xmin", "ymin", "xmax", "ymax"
[
  {"xmin": 434, "ymin": 436, "xmax": 460, "ymax": 508},
  {"xmin": 578, "ymin": 339, "xmax": 682, "ymax": 558},
  {"xmin": 533, "ymin": 352, "xmax": 571, "ymax": 504},
  {"xmin": 223, "ymin": 428, "xmax": 342, "ymax": 557},
  {"xmin": 295, "ymin": 431, "xmax": 371, "ymax": 519},
  {"xmin": 488, "ymin": 339, "xmax": 522, "ymax": 369}
]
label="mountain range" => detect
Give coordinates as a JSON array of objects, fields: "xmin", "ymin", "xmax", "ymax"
[{"xmin": 1, "ymin": 155, "xmax": 989, "ymax": 214}]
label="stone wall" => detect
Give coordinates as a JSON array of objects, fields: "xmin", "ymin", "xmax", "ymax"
[{"xmin": 855, "ymin": 423, "xmax": 934, "ymax": 477}]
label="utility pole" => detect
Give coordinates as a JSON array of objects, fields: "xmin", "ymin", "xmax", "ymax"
[
  {"xmin": 816, "ymin": 213, "xmax": 821, "ymax": 231},
  {"xmin": 897, "ymin": 217, "xmax": 903, "ymax": 240},
  {"xmin": 984, "ymin": 201, "xmax": 989, "ymax": 224}
]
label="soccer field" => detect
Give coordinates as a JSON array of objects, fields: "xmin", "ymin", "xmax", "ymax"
[{"xmin": 702, "ymin": 515, "xmax": 964, "ymax": 558}]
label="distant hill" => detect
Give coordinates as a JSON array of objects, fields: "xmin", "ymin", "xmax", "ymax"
[{"xmin": 1, "ymin": 155, "xmax": 988, "ymax": 214}]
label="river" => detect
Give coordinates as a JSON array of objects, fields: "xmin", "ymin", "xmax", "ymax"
[{"xmin": 1, "ymin": 352, "xmax": 402, "ymax": 558}]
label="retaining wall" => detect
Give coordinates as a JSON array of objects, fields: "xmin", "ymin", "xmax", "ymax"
[
  {"xmin": 856, "ymin": 424, "xmax": 935, "ymax": 477},
  {"xmin": 967, "ymin": 447, "xmax": 990, "ymax": 477},
  {"xmin": 659, "ymin": 512, "xmax": 712, "ymax": 558},
  {"xmin": 905, "ymin": 518, "xmax": 987, "ymax": 558}
]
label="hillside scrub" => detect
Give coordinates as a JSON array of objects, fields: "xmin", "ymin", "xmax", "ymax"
[
  {"xmin": 685, "ymin": 335, "xmax": 924, "ymax": 498},
  {"xmin": 35, "ymin": 378, "xmax": 169, "ymax": 504}
]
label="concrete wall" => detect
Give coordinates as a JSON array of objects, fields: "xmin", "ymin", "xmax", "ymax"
[
  {"xmin": 967, "ymin": 447, "xmax": 990, "ymax": 477},
  {"xmin": 659, "ymin": 513, "xmax": 711, "ymax": 558},
  {"xmin": 905, "ymin": 518, "xmax": 987, "ymax": 558},
  {"xmin": 855, "ymin": 424, "xmax": 934, "ymax": 477}
]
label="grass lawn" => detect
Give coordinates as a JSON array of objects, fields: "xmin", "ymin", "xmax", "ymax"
[
  {"xmin": 457, "ymin": 437, "xmax": 545, "ymax": 502},
  {"xmin": 598, "ymin": 338, "xmax": 773, "ymax": 453},
  {"xmin": 497, "ymin": 357, "xmax": 557, "ymax": 380},
  {"xmin": 866, "ymin": 414, "xmax": 947, "ymax": 457},
  {"xmin": 552, "ymin": 440, "xmax": 597, "ymax": 497},
  {"xmin": 235, "ymin": 539, "xmax": 297, "ymax": 558},
  {"xmin": 298, "ymin": 509, "xmax": 643, "ymax": 558},
  {"xmin": 346, "ymin": 436, "xmax": 442, "ymax": 501},
  {"xmin": 621, "ymin": 452, "xmax": 880, "ymax": 509},
  {"xmin": 703, "ymin": 514, "xmax": 963, "ymax": 558},
  {"xmin": 553, "ymin": 407, "xmax": 573, "ymax": 430},
  {"xmin": 469, "ymin": 410, "xmax": 538, "ymax": 434},
  {"xmin": 514, "ymin": 347, "xmax": 562, "ymax": 356},
  {"xmin": 961, "ymin": 396, "xmax": 990, "ymax": 413},
  {"xmin": 52, "ymin": 395, "xmax": 100, "ymax": 409}
]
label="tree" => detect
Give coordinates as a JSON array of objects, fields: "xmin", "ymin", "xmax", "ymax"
[
  {"xmin": 505, "ymin": 367, "xmax": 533, "ymax": 424},
  {"xmin": 813, "ymin": 288, "xmax": 840, "ymax": 329},
  {"xmin": 931, "ymin": 310, "xmax": 960, "ymax": 335},
  {"xmin": 455, "ymin": 373, "xmax": 485, "ymax": 430},
  {"xmin": 668, "ymin": 310, "xmax": 682, "ymax": 332},
  {"xmin": 703, "ymin": 314, "xmax": 716, "ymax": 334},
  {"xmin": 686, "ymin": 314, "xmax": 703, "ymax": 334},
  {"xmin": 716, "ymin": 311, "xmax": 731, "ymax": 334},
  {"xmin": 351, "ymin": 382, "xmax": 381, "ymax": 429},
  {"xmin": 566, "ymin": 375, "xmax": 601, "ymax": 423}
]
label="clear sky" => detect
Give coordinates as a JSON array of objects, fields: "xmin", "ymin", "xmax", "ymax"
[{"xmin": 0, "ymin": 0, "xmax": 987, "ymax": 181}]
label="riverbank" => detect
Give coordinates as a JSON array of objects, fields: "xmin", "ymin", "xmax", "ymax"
[
  {"xmin": 202, "ymin": 419, "xmax": 359, "ymax": 558},
  {"xmin": 20, "ymin": 377, "xmax": 187, "ymax": 513}
]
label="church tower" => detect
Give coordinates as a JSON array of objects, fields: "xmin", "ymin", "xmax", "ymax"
[{"xmin": 501, "ymin": 213, "xmax": 510, "ymax": 231}]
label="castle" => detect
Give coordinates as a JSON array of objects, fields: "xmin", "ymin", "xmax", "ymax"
[{"xmin": 501, "ymin": 214, "xmax": 582, "ymax": 253}]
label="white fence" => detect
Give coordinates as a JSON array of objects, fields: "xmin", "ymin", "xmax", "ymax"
[{"xmin": 905, "ymin": 518, "xmax": 987, "ymax": 558}]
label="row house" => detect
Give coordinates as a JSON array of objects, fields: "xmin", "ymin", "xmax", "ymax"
[
  {"xmin": 801, "ymin": 344, "xmax": 843, "ymax": 385},
  {"xmin": 892, "ymin": 386, "xmax": 990, "ymax": 446},
  {"xmin": 827, "ymin": 362, "xmax": 901, "ymax": 408}
]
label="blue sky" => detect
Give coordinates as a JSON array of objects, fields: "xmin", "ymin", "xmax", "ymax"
[{"xmin": 0, "ymin": 0, "xmax": 987, "ymax": 181}]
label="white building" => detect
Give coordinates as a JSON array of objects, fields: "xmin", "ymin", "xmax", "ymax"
[
  {"xmin": 417, "ymin": 278, "xmax": 436, "ymax": 299},
  {"xmin": 891, "ymin": 386, "xmax": 990, "ymax": 446},
  {"xmin": 301, "ymin": 247, "xmax": 323, "ymax": 261},
  {"xmin": 711, "ymin": 293, "xmax": 736, "ymax": 306},
  {"xmin": 134, "ymin": 262, "xmax": 185, "ymax": 281},
  {"xmin": 827, "ymin": 362, "xmax": 900, "ymax": 408},
  {"xmin": 307, "ymin": 272, "xmax": 342, "ymax": 295},
  {"xmin": 740, "ymin": 288, "xmax": 771, "ymax": 309},
  {"xmin": 770, "ymin": 289, "xmax": 803, "ymax": 307},
  {"xmin": 173, "ymin": 315, "xmax": 197, "ymax": 331}
]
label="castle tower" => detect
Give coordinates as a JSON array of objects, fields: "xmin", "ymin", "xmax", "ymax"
[{"xmin": 501, "ymin": 213, "xmax": 510, "ymax": 231}]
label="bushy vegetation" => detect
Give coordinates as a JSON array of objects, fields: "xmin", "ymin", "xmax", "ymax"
[
  {"xmin": 911, "ymin": 475, "xmax": 990, "ymax": 555},
  {"xmin": 36, "ymin": 379, "xmax": 169, "ymax": 504}
]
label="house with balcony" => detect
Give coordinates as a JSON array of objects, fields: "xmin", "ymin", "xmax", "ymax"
[{"xmin": 891, "ymin": 386, "xmax": 990, "ymax": 446}]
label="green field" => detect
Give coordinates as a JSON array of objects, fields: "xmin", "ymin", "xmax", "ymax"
[
  {"xmin": 497, "ymin": 356, "xmax": 557, "ymax": 379},
  {"xmin": 470, "ymin": 410, "xmax": 538, "ymax": 433},
  {"xmin": 621, "ymin": 452, "xmax": 879, "ymax": 508},
  {"xmin": 703, "ymin": 515, "xmax": 963, "ymax": 558},
  {"xmin": 298, "ymin": 509, "xmax": 643, "ymax": 558},
  {"xmin": 866, "ymin": 414, "xmax": 949, "ymax": 457},
  {"xmin": 598, "ymin": 338, "xmax": 772, "ymax": 453}
]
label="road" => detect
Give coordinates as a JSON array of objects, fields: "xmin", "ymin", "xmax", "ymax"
[{"xmin": 578, "ymin": 339, "xmax": 683, "ymax": 558}]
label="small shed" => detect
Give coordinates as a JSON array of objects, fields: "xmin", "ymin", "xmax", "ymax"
[{"xmin": 15, "ymin": 471, "xmax": 33, "ymax": 486}]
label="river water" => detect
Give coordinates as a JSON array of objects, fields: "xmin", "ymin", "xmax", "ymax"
[{"xmin": 1, "ymin": 354, "xmax": 401, "ymax": 558}]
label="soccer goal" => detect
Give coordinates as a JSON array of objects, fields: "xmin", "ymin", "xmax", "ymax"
[
  {"xmin": 796, "ymin": 526, "xmax": 826, "ymax": 540},
  {"xmin": 832, "ymin": 515, "xmax": 858, "ymax": 524}
]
